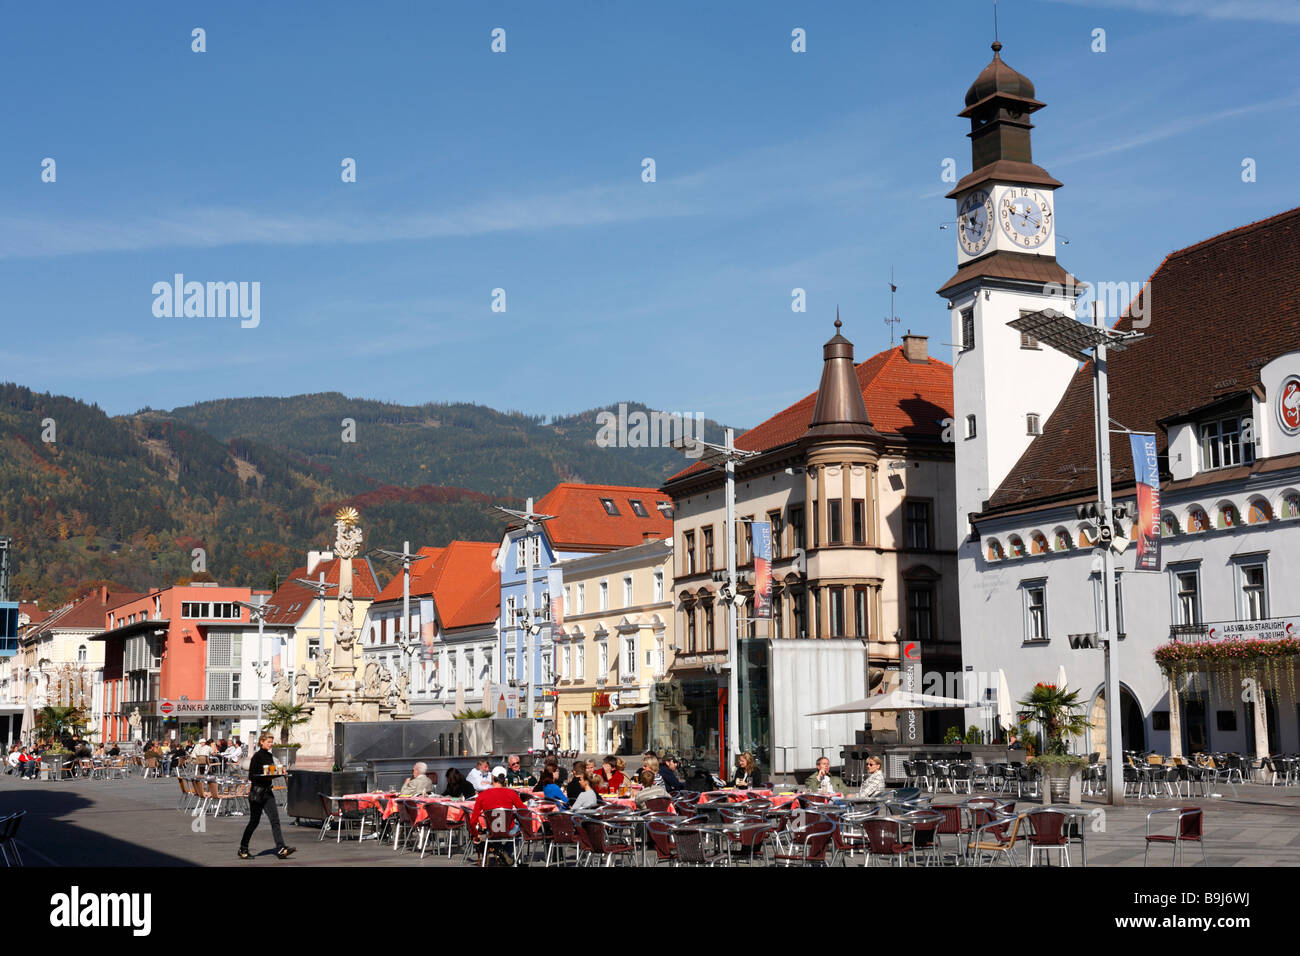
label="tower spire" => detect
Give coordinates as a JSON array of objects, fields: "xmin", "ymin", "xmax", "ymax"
[{"xmin": 803, "ymin": 317, "xmax": 878, "ymax": 441}]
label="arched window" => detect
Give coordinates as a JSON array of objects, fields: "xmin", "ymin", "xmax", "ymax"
[
  {"xmin": 1217, "ymin": 503, "xmax": 1240, "ymax": 529},
  {"xmin": 1008, "ymin": 536, "xmax": 1026, "ymax": 558},
  {"xmin": 78, "ymin": 645, "xmax": 87, "ymax": 663},
  {"xmin": 987, "ymin": 539, "xmax": 1005, "ymax": 561},
  {"xmin": 1161, "ymin": 513, "xmax": 1180, "ymax": 537},
  {"xmin": 1247, "ymin": 498, "xmax": 1272, "ymax": 524},
  {"xmin": 1054, "ymin": 528, "xmax": 1072, "ymax": 551},
  {"xmin": 1030, "ymin": 532, "xmax": 1049, "ymax": 555},
  {"xmin": 1187, "ymin": 507, "xmax": 1209, "ymax": 532},
  {"xmin": 1281, "ymin": 492, "xmax": 1300, "ymax": 520}
]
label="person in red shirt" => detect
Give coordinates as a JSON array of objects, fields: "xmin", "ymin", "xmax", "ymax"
[
  {"xmin": 468, "ymin": 773, "xmax": 527, "ymax": 834},
  {"xmin": 603, "ymin": 755, "xmax": 627, "ymax": 795}
]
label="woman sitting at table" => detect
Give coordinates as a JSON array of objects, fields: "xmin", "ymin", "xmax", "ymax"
[
  {"xmin": 603, "ymin": 756, "xmax": 627, "ymax": 795},
  {"xmin": 443, "ymin": 767, "xmax": 476, "ymax": 799},
  {"xmin": 733, "ymin": 751, "xmax": 761, "ymax": 789},
  {"xmin": 857, "ymin": 756, "xmax": 886, "ymax": 798},
  {"xmin": 570, "ymin": 771, "xmax": 604, "ymax": 811},
  {"xmin": 566, "ymin": 760, "xmax": 588, "ymax": 803},
  {"xmin": 535, "ymin": 770, "xmax": 569, "ymax": 808}
]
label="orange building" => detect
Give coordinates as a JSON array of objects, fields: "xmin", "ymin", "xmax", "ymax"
[{"xmin": 95, "ymin": 582, "xmax": 256, "ymax": 742}]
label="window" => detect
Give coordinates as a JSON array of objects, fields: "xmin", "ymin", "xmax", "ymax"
[
  {"xmin": 907, "ymin": 587, "xmax": 934, "ymax": 642},
  {"xmin": 965, "ymin": 415, "xmax": 977, "ymax": 439},
  {"xmin": 622, "ymin": 636, "xmax": 637, "ymax": 677},
  {"xmin": 684, "ymin": 532, "xmax": 696, "ymax": 575},
  {"xmin": 812, "ymin": 501, "xmax": 819, "ymax": 547},
  {"xmin": 623, "ymin": 576, "xmax": 633, "ymax": 607},
  {"xmin": 308, "ymin": 637, "xmax": 320, "ymax": 660},
  {"xmin": 653, "ymin": 569, "xmax": 664, "ymax": 603},
  {"xmin": 768, "ymin": 511, "xmax": 784, "ymax": 559},
  {"xmin": 829, "ymin": 587, "xmax": 845, "ymax": 637},
  {"xmin": 1173, "ymin": 567, "xmax": 1201, "ymax": 626},
  {"xmin": 789, "ymin": 507, "xmax": 805, "ymax": 551},
  {"xmin": 506, "ymin": 653, "xmax": 516, "ymax": 682},
  {"xmin": 905, "ymin": 500, "xmax": 931, "ymax": 550},
  {"xmin": 773, "ymin": 592, "xmax": 784, "ymax": 639},
  {"xmin": 599, "ymin": 580, "xmax": 609, "ymax": 611},
  {"xmin": 1027, "ymin": 413, "xmax": 1041, "ymax": 435},
  {"xmin": 1020, "ymin": 331, "xmax": 1039, "ymax": 349},
  {"xmin": 574, "ymin": 642, "xmax": 585, "ymax": 679},
  {"xmin": 576, "ymin": 584, "xmax": 585, "ymax": 614},
  {"xmin": 560, "ymin": 645, "xmax": 570, "ymax": 680},
  {"xmin": 827, "ymin": 499, "xmax": 843, "ymax": 545},
  {"xmin": 687, "ymin": 607, "xmax": 697, "ymax": 653},
  {"xmin": 705, "ymin": 603, "xmax": 715, "ymax": 648},
  {"xmin": 1199, "ymin": 415, "xmax": 1255, "ymax": 471},
  {"xmin": 1024, "ymin": 583, "xmax": 1047, "ymax": 641},
  {"xmin": 506, "ymin": 595, "xmax": 517, "ymax": 628},
  {"xmin": 852, "ymin": 499, "xmax": 866, "ymax": 545},
  {"xmin": 743, "ymin": 518, "xmax": 754, "ymax": 564},
  {"xmin": 703, "ymin": 527, "xmax": 715, "ymax": 570},
  {"xmin": 600, "ymin": 497, "xmax": 620, "ymax": 516},
  {"xmin": 515, "ymin": 539, "xmax": 525, "ymax": 571},
  {"xmin": 854, "ymin": 586, "xmax": 869, "ymax": 638},
  {"xmin": 655, "ymin": 635, "xmax": 666, "ymax": 676},
  {"xmin": 230, "ymin": 673, "xmax": 241, "ymax": 698},
  {"xmin": 78, "ymin": 644, "xmax": 87, "ymax": 663},
  {"xmin": 628, "ymin": 499, "xmax": 648, "ymax": 517},
  {"xmin": 793, "ymin": 590, "xmax": 808, "ymax": 639},
  {"xmin": 961, "ymin": 308, "xmax": 975, "ymax": 350},
  {"xmin": 598, "ymin": 641, "xmax": 608, "ymax": 678},
  {"xmin": 1239, "ymin": 562, "xmax": 1268, "ymax": 621},
  {"xmin": 813, "ymin": 589, "xmax": 822, "ymax": 639}
]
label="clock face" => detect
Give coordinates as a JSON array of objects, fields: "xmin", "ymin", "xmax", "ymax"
[
  {"xmin": 957, "ymin": 190, "xmax": 993, "ymax": 256},
  {"xmin": 998, "ymin": 188, "xmax": 1053, "ymax": 248}
]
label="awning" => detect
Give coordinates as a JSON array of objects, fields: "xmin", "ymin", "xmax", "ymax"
[{"xmin": 603, "ymin": 705, "xmax": 648, "ymax": 721}]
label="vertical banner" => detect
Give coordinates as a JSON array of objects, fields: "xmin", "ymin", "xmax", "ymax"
[
  {"xmin": 752, "ymin": 521, "xmax": 772, "ymax": 619},
  {"xmin": 899, "ymin": 642, "xmax": 923, "ymax": 745},
  {"xmin": 1129, "ymin": 433, "xmax": 1162, "ymax": 571},
  {"xmin": 419, "ymin": 598, "xmax": 436, "ymax": 659},
  {"xmin": 270, "ymin": 635, "xmax": 284, "ymax": 686},
  {"xmin": 547, "ymin": 567, "xmax": 564, "ymax": 637}
]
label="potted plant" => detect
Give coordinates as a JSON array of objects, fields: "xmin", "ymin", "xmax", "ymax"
[
  {"xmin": 1018, "ymin": 683, "xmax": 1090, "ymax": 801},
  {"xmin": 263, "ymin": 702, "xmax": 310, "ymax": 767}
]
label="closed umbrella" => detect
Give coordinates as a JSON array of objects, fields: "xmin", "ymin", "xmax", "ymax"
[
  {"xmin": 1056, "ymin": 664, "xmax": 1068, "ymax": 692},
  {"xmin": 21, "ymin": 691, "xmax": 35, "ymax": 747},
  {"xmin": 997, "ymin": 669, "xmax": 1015, "ymax": 732}
]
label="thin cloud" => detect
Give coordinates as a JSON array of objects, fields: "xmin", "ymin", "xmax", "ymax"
[{"xmin": 1033, "ymin": 0, "xmax": 1300, "ymax": 24}]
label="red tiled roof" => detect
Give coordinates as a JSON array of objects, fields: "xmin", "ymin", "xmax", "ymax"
[
  {"xmin": 418, "ymin": 541, "xmax": 500, "ymax": 630},
  {"xmin": 532, "ymin": 484, "xmax": 673, "ymax": 552},
  {"xmin": 262, "ymin": 557, "xmax": 380, "ymax": 625},
  {"xmin": 27, "ymin": 588, "xmax": 144, "ymax": 635},
  {"xmin": 373, "ymin": 547, "xmax": 445, "ymax": 602},
  {"xmin": 987, "ymin": 205, "xmax": 1300, "ymax": 512},
  {"xmin": 667, "ymin": 345, "xmax": 954, "ymax": 484},
  {"xmin": 18, "ymin": 602, "xmax": 49, "ymax": 625}
]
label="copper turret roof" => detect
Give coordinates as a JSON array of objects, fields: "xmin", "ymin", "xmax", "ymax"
[
  {"xmin": 963, "ymin": 41, "xmax": 1041, "ymax": 112},
  {"xmin": 803, "ymin": 315, "xmax": 880, "ymax": 442}
]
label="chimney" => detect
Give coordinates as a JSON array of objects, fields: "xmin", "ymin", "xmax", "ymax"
[
  {"xmin": 101, "ymin": 585, "xmax": 108, "ymax": 603},
  {"xmin": 902, "ymin": 331, "xmax": 928, "ymax": 363},
  {"xmin": 307, "ymin": 550, "xmax": 334, "ymax": 576}
]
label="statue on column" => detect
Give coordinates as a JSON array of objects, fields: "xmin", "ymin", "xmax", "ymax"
[
  {"xmin": 378, "ymin": 664, "xmax": 393, "ymax": 704},
  {"xmin": 332, "ymin": 507, "xmax": 363, "ymax": 657},
  {"xmin": 128, "ymin": 707, "xmax": 143, "ymax": 741},
  {"xmin": 395, "ymin": 669, "xmax": 411, "ymax": 711},
  {"xmin": 294, "ymin": 671, "xmax": 310, "ymax": 702},
  {"xmin": 272, "ymin": 671, "xmax": 291, "ymax": 704}
]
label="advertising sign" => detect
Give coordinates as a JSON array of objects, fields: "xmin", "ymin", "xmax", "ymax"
[
  {"xmin": 899, "ymin": 642, "xmax": 923, "ymax": 745},
  {"xmin": 752, "ymin": 521, "xmax": 772, "ymax": 619},
  {"xmin": 1129, "ymin": 433, "xmax": 1161, "ymax": 571}
]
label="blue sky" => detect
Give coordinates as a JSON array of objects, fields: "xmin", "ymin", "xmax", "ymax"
[{"xmin": 2, "ymin": 0, "xmax": 1297, "ymax": 426}]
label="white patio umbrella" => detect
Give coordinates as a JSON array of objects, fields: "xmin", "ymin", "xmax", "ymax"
[
  {"xmin": 1056, "ymin": 664, "xmax": 1068, "ymax": 691},
  {"xmin": 997, "ymin": 669, "xmax": 1015, "ymax": 731},
  {"xmin": 806, "ymin": 689, "xmax": 978, "ymax": 716}
]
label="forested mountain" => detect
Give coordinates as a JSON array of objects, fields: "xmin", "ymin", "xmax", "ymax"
[{"xmin": 0, "ymin": 385, "xmax": 732, "ymax": 605}]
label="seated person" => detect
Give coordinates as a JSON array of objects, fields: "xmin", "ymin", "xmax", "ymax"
[
  {"xmin": 570, "ymin": 772, "xmax": 604, "ymax": 811},
  {"xmin": 658, "ymin": 753, "xmax": 686, "ymax": 793},
  {"xmin": 443, "ymin": 767, "xmax": 476, "ymax": 799},
  {"xmin": 733, "ymin": 751, "xmax": 762, "ymax": 789},
  {"xmin": 535, "ymin": 770, "xmax": 569, "ymax": 808},
  {"xmin": 504, "ymin": 754, "xmax": 534, "ymax": 787},
  {"xmin": 469, "ymin": 773, "xmax": 527, "ymax": 861},
  {"xmin": 633, "ymin": 769, "xmax": 670, "ymax": 808},
  {"xmin": 602, "ymin": 756, "xmax": 627, "ymax": 794},
  {"xmin": 803, "ymin": 756, "xmax": 848, "ymax": 795},
  {"xmin": 399, "ymin": 761, "xmax": 434, "ymax": 796},
  {"xmin": 565, "ymin": 760, "xmax": 587, "ymax": 803},
  {"xmin": 857, "ymin": 756, "xmax": 886, "ymax": 798},
  {"xmin": 466, "ymin": 758, "xmax": 493, "ymax": 793}
]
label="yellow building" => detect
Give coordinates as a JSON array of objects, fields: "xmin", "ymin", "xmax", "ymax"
[
  {"xmin": 263, "ymin": 550, "xmax": 380, "ymax": 697},
  {"xmin": 553, "ymin": 538, "xmax": 674, "ymax": 755}
]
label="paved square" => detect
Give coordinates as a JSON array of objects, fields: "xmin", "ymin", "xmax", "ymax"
[{"xmin": 4, "ymin": 771, "xmax": 1300, "ymax": 867}]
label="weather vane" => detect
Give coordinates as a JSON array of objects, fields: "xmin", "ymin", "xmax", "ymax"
[{"xmin": 884, "ymin": 267, "xmax": 901, "ymax": 347}]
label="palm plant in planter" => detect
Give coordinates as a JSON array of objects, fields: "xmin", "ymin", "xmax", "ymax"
[
  {"xmin": 1018, "ymin": 683, "xmax": 1090, "ymax": 798},
  {"xmin": 264, "ymin": 702, "xmax": 309, "ymax": 745}
]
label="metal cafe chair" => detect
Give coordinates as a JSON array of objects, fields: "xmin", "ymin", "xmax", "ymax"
[
  {"xmin": 1023, "ymin": 808, "xmax": 1071, "ymax": 867},
  {"xmin": 0, "ymin": 812, "xmax": 25, "ymax": 867},
  {"xmin": 1144, "ymin": 807, "xmax": 1207, "ymax": 867}
]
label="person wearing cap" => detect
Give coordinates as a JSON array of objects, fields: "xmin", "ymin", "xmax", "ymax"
[{"xmin": 399, "ymin": 761, "xmax": 433, "ymax": 796}]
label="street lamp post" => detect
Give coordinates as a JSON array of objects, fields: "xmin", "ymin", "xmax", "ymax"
[
  {"xmin": 671, "ymin": 428, "xmax": 759, "ymax": 775},
  {"xmin": 236, "ymin": 601, "xmax": 278, "ymax": 742},
  {"xmin": 370, "ymin": 542, "xmax": 432, "ymax": 697},
  {"xmin": 1009, "ymin": 304, "xmax": 1143, "ymax": 807},
  {"xmin": 292, "ymin": 574, "xmax": 338, "ymax": 704}
]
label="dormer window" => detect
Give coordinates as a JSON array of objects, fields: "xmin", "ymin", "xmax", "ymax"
[
  {"xmin": 1199, "ymin": 414, "xmax": 1253, "ymax": 471},
  {"xmin": 600, "ymin": 498, "xmax": 620, "ymax": 516},
  {"xmin": 1026, "ymin": 413, "xmax": 1041, "ymax": 435},
  {"xmin": 628, "ymin": 499, "xmax": 648, "ymax": 518}
]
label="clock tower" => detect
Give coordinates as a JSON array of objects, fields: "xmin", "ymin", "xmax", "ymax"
[{"xmin": 937, "ymin": 42, "xmax": 1081, "ymax": 541}]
